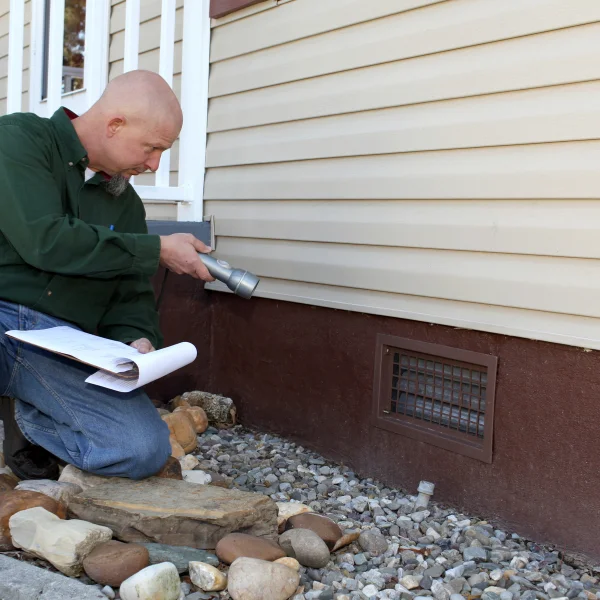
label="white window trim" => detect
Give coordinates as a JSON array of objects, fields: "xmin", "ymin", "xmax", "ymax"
[{"xmin": 28, "ymin": 0, "xmax": 110, "ymax": 117}]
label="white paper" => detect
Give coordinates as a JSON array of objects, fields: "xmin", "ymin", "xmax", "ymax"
[{"xmin": 6, "ymin": 327, "xmax": 198, "ymax": 392}]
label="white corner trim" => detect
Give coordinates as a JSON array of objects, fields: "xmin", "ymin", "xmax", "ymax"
[{"xmin": 177, "ymin": 0, "xmax": 211, "ymax": 222}]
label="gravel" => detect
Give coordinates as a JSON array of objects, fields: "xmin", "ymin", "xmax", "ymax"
[{"xmin": 183, "ymin": 425, "xmax": 600, "ymax": 600}]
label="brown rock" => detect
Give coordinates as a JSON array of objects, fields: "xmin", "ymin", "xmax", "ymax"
[
  {"xmin": 332, "ymin": 531, "xmax": 360, "ymax": 552},
  {"xmin": 216, "ymin": 533, "xmax": 286, "ymax": 565},
  {"xmin": 0, "ymin": 473, "xmax": 18, "ymax": 493},
  {"xmin": 174, "ymin": 406, "xmax": 208, "ymax": 434},
  {"xmin": 169, "ymin": 435, "xmax": 185, "ymax": 459},
  {"xmin": 83, "ymin": 540, "xmax": 149, "ymax": 586},
  {"xmin": 0, "ymin": 490, "xmax": 66, "ymax": 551},
  {"xmin": 68, "ymin": 478, "xmax": 278, "ymax": 550},
  {"xmin": 167, "ymin": 396, "xmax": 191, "ymax": 411},
  {"xmin": 153, "ymin": 456, "xmax": 183, "ymax": 480},
  {"xmin": 285, "ymin": 514, "xmax": 343, "ymax": 550},
  {"xmin": 162, "ymin": 412, "xmax": 197, "ymax": 453},
  {"xmin": 207, "ymin": 472, "xmax": 233, "ymax": 489}
]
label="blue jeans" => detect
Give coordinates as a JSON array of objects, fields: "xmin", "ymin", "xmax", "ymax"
[{"xmin": 0, "ymin": 300, "xmax": 171, "ymax": 479}]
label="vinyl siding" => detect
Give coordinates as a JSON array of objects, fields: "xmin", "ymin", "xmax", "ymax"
[
  {"xmin": 0, "ymin": 0, "xmax": 31, "ymax": 115},
  {"xmin": 204, "ymin": 0, "xmax": 600, "ymax": 350},
  {"xmin": 109, "ymin": 0, "xmax": 184, "ymax": 220}
]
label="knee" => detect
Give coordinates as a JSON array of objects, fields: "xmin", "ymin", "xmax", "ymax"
[{"xmin": 119, "ymin": 419, "xmax": 172, "ymax": 480}]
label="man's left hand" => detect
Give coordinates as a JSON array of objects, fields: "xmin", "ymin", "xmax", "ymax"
[{"xmin": 130, "ymin": 338, "xmax": 155, "ymax": 353}]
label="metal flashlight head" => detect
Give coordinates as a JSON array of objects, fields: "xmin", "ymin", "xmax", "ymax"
[{"xmin": 198, "ymin": 253, "xmax": 260, "ymax": 299}]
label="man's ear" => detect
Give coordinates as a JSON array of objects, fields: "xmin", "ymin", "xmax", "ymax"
[{"xmin": 107, "ymin": 117, "xmax": 125, "ymax": 138}]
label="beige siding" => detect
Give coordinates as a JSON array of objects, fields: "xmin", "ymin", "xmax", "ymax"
[{"xmin": 205, "ymin": 0, "xmax": 600, "ymax": 350}]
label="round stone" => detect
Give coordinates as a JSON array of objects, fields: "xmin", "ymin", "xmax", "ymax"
[
  {"xmin": 279, "ymin": 528, "xmax": 331, "ymax": 568},
  {"xmin": 215, "ymin": 533, "xmax": 286, "ymax": 565},
  {"xmin": 83, "ymin": 540, "xmax": 149, "ymax": 587},
  {"xmin": 284, "ymin": 513, "xmax": 343, "ymax": 550}
]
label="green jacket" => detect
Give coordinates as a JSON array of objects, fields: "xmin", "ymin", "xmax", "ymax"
[{"xmin": 0, "ymin": 108, "xmax": 164, "ymax": 348}]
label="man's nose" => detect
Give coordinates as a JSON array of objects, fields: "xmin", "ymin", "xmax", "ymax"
[{"xmin": 145, "ymin": 154, "xmax": 161, "ymax": 173}]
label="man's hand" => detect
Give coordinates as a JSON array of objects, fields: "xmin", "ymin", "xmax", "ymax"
[
  {"xmin": 130, "ymin": 338, "xmax": 155, "ymax": 354},
  {"xmin": 159, "ymin": 234, "xmax": 215, "ymax": 282}
]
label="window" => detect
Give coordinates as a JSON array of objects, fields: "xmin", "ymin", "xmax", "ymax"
[
  {"xmin": 372, "ymin": 334, "xmax": 498, "ymax": 463},
  {"xmin": 42, "ymin": 0, "xmax": 86, "ymax": 100}
]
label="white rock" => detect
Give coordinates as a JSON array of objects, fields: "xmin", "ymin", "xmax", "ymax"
[
  {"xmin": 101, "ymin": 586, "xmax": 116, "ymax": 599},
  {"xmin": 490, "ymin": 569, "xmax": 504, "ymax": 582},
  {"xmin": 59, "ymin": 465, "xmax": 111, "ymax": 491},
  {"xmin": 16, "ymin": 479, "xmax": 82, "ymax": 505},
  {"xmin": 410, "ymin": 510, "xmax": 430, "ymax": 523},
  {"xmin": 426, "ymin": 527, "xmax": 441, "ymax": 541},
  {"xmin": 400, "ymin": 576, "xmax": 421, "ymax": 590},
  {"xmin": 179, "ymin": 454, "xmax": 200, "ymax": 471},
  {"xmin": 182, "ymin": 470, "xmax": 212, "ymax": 484},
  {"xmin": 276, "ymin": 501, "xmax": 313, "ymax": 529},
  {"xmin": 274, "ymin": 557, "xmax": 302, "ymax": 572},
  {"xmin": 119, "ymin": 563, "xmax": 181, "ymax": 600},
  {"xmin": 189, "ymin": 561, "xmax": 227, "ymax": 592},
  {"xmin": 227, "ymin": 557, "xmax": 300, "ymax": 600},
  {"xmin": 362, "ymin": 584, "xmax": 379, "ymax": 597},
  {"xmin": 9, "ymin": 506, "xmax": 112, "ymax": 576}
]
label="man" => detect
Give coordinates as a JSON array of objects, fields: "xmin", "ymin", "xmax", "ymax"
[{"xmin": 0, "ymin": 70, "xmax": 214, "ymax": 481}]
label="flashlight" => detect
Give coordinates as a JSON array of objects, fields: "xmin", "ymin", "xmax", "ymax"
[{"xmin": 198, "ymin": 253, "xmax": 260, "ymax": 299}]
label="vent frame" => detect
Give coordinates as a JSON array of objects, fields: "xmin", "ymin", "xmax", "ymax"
[{"xmin": 371, "ymin": 334, "xmax": 498, "ymax": 463}]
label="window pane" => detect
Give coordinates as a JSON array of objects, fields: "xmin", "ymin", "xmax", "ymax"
[
  {"xmin": 42, "ymin": 0, "xmax": 86, "ymax": 99},
  {"xmin": 63, "ymin": 0, "xmax": 86, "ymax": 92}
]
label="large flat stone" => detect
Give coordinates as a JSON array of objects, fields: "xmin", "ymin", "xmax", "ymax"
[
  {"xmin": 0, "ymin": 554, "xmax": 106, "ymax": 600},
  {"xmin": 68, "ymin": 478, "xmax": 278, "ymax": 549}
]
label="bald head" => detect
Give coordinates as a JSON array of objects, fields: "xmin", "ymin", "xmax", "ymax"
[{"xmin": 72, "ymin": 70, "xmax": 183, "ymax": 187}]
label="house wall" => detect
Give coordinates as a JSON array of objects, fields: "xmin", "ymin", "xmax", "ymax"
[
  {"xmin": 204, "ymin": 0, "xmax": 600, "ymax": 352},
  {"xmin": 0, "ymin": 0, "xmax": 31, "ymax": 115}
]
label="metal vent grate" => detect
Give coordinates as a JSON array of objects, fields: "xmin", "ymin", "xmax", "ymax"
[{"xmin": 372, "ymin": 335, "xmax": 498, "ymax": 463}]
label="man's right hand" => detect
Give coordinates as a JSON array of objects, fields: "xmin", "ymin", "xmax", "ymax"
[{"xmin": 159, "ymin": 234, "xmax": 215, "ymax": 281}]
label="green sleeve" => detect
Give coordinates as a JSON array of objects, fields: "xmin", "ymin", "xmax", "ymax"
[
  {"xmin": 96, "ymin": 194, "xmax": 163, "ymax": 349},
  {"xmin": 0, "ymin": 123, "xmax": 160, "ymax": 278}
]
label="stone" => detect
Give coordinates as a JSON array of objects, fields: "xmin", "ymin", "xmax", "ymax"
[
  {"xmin": 464, "ymin": 547, "xmax": 488, "ymax": 562},
  {"xmin": 180, "ymin": 391, "xmax": 237, "ymax": 427},
  {"xmin": 119, "ymin": 562, "xmax": 181, "ymax": 600},
  {"xmin": 189, "ymin": 561, "xmax": 227, "ymax": 592},
  {"xmin": 275, "ymin": 556, "xmax": 302, "ymax": 571},
  {"xmin": 162, "ymin": 413, "xmax": 198, "ymax": 454},
  {"xmin": 285, "ymin": 513, "xmax": 343, "ymax": 550},
  {"xmin": 483, "ymin": 587, "xmax": 507, "ymax": 600},
  {"xmin": 358, "ymin": 529, "xmax": 389, "ymax": 556},
  {"xmin": 279, "ymin": 528, "xmax": 331, "ymax": 568},
  {"xmin": 59, "ymin": 465, "xmax": 112, "ymax": 491},
  {"xmin": 154, "ymin": 456, "xmax": 184, "ymax": 480},
  {"xmin": 401, "ymin": 576, "xmax": 422, "ymax": 590},
  {"xmin": 15, "ymin": 479, "xmax": 82, "ymax": 505},
  {"xmin": 169, "ymin": 434, "xmax": 185, "ymax": 458},
  {"xmin": 0, "ymin": 472, "xmax": 18, "ymax": 493},
  {"xmin": 332, "ymin": 531, "xmax": 361, "ymax": 552},
  {"xmin": 362, "ymin": 584, "xmax": 379, "ymax": 597},
  {"xmin": 174, "ymin": 406, "xmax": 209, "ymax": 434},
  {"xmin": 0, "ymin": 554, "xmax": 107, "ymax": 600},
  {"xmin": 167, "ymin": 397, "xmax": 191, "ymax": 411},
  {"xmin": 216, "ymin": 532, "xmax": 286, "ymax": 564},
  {"xmin": 425, "ymin": 564, "xmax": 445, "ymax": 578},
  {"xmin": 9, "ymin": 506, "xmax": 112, "ymax": 576},
  {"xmin": 0, "ymin": 489, "xmax": 67, "ymax": 551},
  {"xmin": 227, "ymin": 557, "xmax": 300, "ymax": 600},
  {"xmin": 83, "ymin": 540, "xmax": 150, "ymax": 586},
  {"xmin": 179, "ymin": 454, "xmax": 200, "ymax": 471},
  {"xmin": 139, "ymin": 543, "xmax": 219, "ymax": 573},
  {"xmin": 183, "ymin": 470, "xmax": 212, "ymax": 484},
  {"xmin": 68, "ymin": 477, "xmax": 278, "ymax": 549},
  {"xmin": 101, "ymin": 585, "xmax": 116, "ymax": 599},
  {"xmin": 432, "ymin": 581, "xmax": 451, "ymax": 600},
  {"xmin": 277, "ymin": 501, "xmax": 314, "ymax": 531}
]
